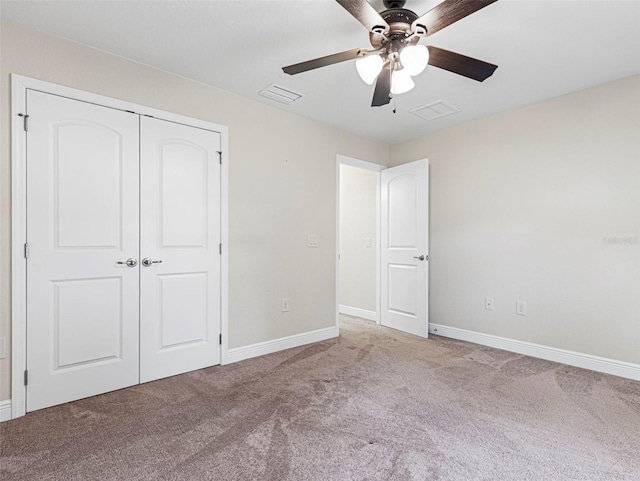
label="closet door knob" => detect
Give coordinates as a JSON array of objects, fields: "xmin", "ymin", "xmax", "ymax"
[
  {"xmin": 413, "ymin": 255, "xmax": 426, "ymax": 261},
  {"xmin": 141, "ymin": 258, "xmax": 163, "ymax": 267},
  {"xmin": 116, "ymin": 258, "xmax": 138, "ymax": 267}
]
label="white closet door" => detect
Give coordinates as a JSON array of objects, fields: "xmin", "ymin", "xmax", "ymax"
[
  {"xmin": 381, "ymin": 159, "xmax": 429, "ymax": 338},
  {"xmin": 139, "ymin": 116, "xmax": 221, "ymax": 383},
  {"xmin": 26, "ymin": 90, "xmax": 140, "ymax": 412}
]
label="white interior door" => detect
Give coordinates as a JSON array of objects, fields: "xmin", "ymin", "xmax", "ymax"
[
  {"xmin": 139, "ymin": 116, "xmax": 221, "ymax": 383},
  {"xmin": 25, "ymin": 91, "xmax": 224, "ymax": 411},
  {"xmin": 380, "ymin": 159, "xmax": 429, "ymax": 337},
  {"xmin": 26, "ymin": 90, "xmax": 140, "ymax": 412}
]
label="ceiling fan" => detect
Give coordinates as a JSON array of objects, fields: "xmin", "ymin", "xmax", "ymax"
[{"xmin": 282, "ymin": 0, "xmax": 499, "ymax": 108}]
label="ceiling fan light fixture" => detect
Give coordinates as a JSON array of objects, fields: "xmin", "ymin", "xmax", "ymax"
[
  {"xmin": 391, "ymin": 69, "xmax": 415, "ymax": 94},
  {"xmin": 400, "ymin": 45, "xmax": 429, "ymax": 76},
  {"xmin": 356, "ymin": 54, "xmax": 383, "ymax": 85}
]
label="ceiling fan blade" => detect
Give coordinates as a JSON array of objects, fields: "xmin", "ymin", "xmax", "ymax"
[
  {"xmin": 427, "ymin": 46, "xmax": 497, "ymax": 82},
  {"xmin": 336, "ymin": 0, "xmax": 390, "ymax": 34},
  {"xmin": 414, "ymin": 0, "xmax": 498, "ymax": 37},
  {"xmin": 371, "ymin": 63, "xmax": 392, "ymax": 107},
  {"xmin": 283, "ymin": 48, "xmax": 364, "ymax": 75}
]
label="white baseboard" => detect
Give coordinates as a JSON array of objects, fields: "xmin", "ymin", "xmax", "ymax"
[
  {"xmin": 225, "ymin": 325, "xmax": 339, "ymax": 364},
  {"xmin": 0, "ymin": 400, "xmax": 11, "ymax": 422},
  {"xmin": 339, "ymin": 305, "xmax": 376, "ymax": 322},
  {"xmin": 429, "ymin": 323, "xmax": 640, "ymax": 381}
]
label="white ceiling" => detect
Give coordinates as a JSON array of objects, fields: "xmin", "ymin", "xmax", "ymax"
[{"xmin": 2, "ymin": 0, "xmax": 640, "ymax": 144}]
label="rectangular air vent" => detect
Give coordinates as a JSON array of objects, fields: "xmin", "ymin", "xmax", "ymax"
[
  {"xmin": 410, "ymin": 100, "xmax": 460, "ymax": 121},
  {"xmin": 259, "ymin": 84, "xmax": 303, "ymax": 105}
]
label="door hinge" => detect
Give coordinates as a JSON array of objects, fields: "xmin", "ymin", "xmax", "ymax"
[
  {"xmin": 24, "ymin": 243, "xmax": 29, "ymax": 259},
  {"xmin": 18, "ymin": 113, "xmax": 29, "ymax": 131},
  {"xmin": 24, "ymin": 370, "xmax": 28, "ymax": 386},
  {"xmin": 219, "ymin": 243, "xmax": 222, "ymax": 255},
  {"xmin": 219, "ymin": 333, "xmax": 222, "ymax": 345},
  {"xmin": 217, "ymin": 151, "xmax": 222, "ymax": 165}
]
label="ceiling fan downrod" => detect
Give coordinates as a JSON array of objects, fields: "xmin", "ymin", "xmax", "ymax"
[{"xmin": 383, "ymin": 0, "xmax": 407, "ymax": 8}]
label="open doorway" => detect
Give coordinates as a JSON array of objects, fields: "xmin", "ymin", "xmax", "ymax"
[
  {"xmin": 336, "ymin": 155, "xmax": 385, "ymax": 325},
  {"xmin": 336, "ymin": 155, "xmax": 430, "ymax": 338}
]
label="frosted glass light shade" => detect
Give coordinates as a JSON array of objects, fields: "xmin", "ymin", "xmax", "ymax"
[
  {"xmin": 391, "ymin": 69, "xmax": 415, "ymax": 94},
  {"xmin": 400, "ymin": 45, "xmax": 429, "ymax": 76},
  {"xmin": 356, "ymin": 55, "xmax": 384, "ymax": 85}
]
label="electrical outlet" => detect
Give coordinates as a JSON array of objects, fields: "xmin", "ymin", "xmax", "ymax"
[
  {"xmin": 307, "ymin": 234, "xmax": 318, "ymax": 248},
  {"xmin": 281, "ymin": 298, "xmax": 290, "ymax": 313},
  {"xmin": 485, "ymin": 297, "xmax": 494, "ymax": 311},
  {"xmin": 516, "ymin": 300, "xmax": 527, "ymax": 316}
]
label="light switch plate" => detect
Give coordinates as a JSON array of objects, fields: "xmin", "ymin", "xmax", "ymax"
[
  {"xmin": 485, "ymin": 297, "xmax": 494, "ymax": 311},
  {"xmin": 365, "ymin": 237, "xmax": 372, "ymax": 248},
  {"xmin": 0, "ymin": 337, "xmax": 6, "ymax": 359},
  {"xmin": 308, "ymin": 234, "xmax": 318, "ymax": 248}
]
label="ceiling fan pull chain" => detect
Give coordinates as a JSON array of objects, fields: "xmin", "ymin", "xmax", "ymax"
[{"xmin": 391, "ymin": 61, "xmax": 396, "ymax": 114}]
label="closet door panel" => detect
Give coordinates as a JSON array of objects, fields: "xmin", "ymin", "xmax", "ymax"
[
  {"xmin": 140, "ymin": 117, "xmax": 221, "ymax": 383},
  {"xmin": 26, "ymin": 90, "xmax": 140, "ymax": 412}
]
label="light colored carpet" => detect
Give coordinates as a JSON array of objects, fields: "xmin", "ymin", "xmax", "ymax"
[{"xmin": 1, "ymin": 315, "xmax": 639, "ymax": 480}]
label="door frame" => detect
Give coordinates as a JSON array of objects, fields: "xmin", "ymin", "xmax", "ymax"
[
  {"xmin": 335, "ymin": 155, "xmax": 385, "ymax": 327},
  {"xmin": 10, "ymin": 75, "xmax": 229, "ymax": 419}
]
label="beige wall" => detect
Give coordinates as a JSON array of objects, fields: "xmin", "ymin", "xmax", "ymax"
[
  {"xmin": 391, "ymin": 74, "xmax": 640, "ymax": 364},
  {"xmin": 2, "ymin": 19, "xmax": 638, "ymax": 404},
  {"xmin": 0, "ymin": 21, "xmax": 390, "ymax": 401},
  {"xmin": 339, "ymin": 164, "xmax": 377, "ymax": 312}
]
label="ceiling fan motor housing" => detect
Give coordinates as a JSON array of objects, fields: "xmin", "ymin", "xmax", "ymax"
[{"xmin": 370, "ymin": 8, "xmax": 421, "ymax": 54}]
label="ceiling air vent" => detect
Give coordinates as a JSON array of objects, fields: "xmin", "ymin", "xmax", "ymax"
[
  {"xmin": 410, "ymin": 100, "xmax": 460, "ymax": 121},
  {"xmin": 259, "ymin": 84, "xmax": 303, "ymax": 105}
]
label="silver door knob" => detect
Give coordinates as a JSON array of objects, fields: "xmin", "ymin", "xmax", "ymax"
[
  {"xmin": 117, "ymin": 258, "xmax": 138, "ymax": 267},
  {"xmin": 141, "ymin": 258, "xmax": 163, "ymax": 267},
  {"xmin": 413, "ymin": 255, "xmax": 426, "ymax": 261}
]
